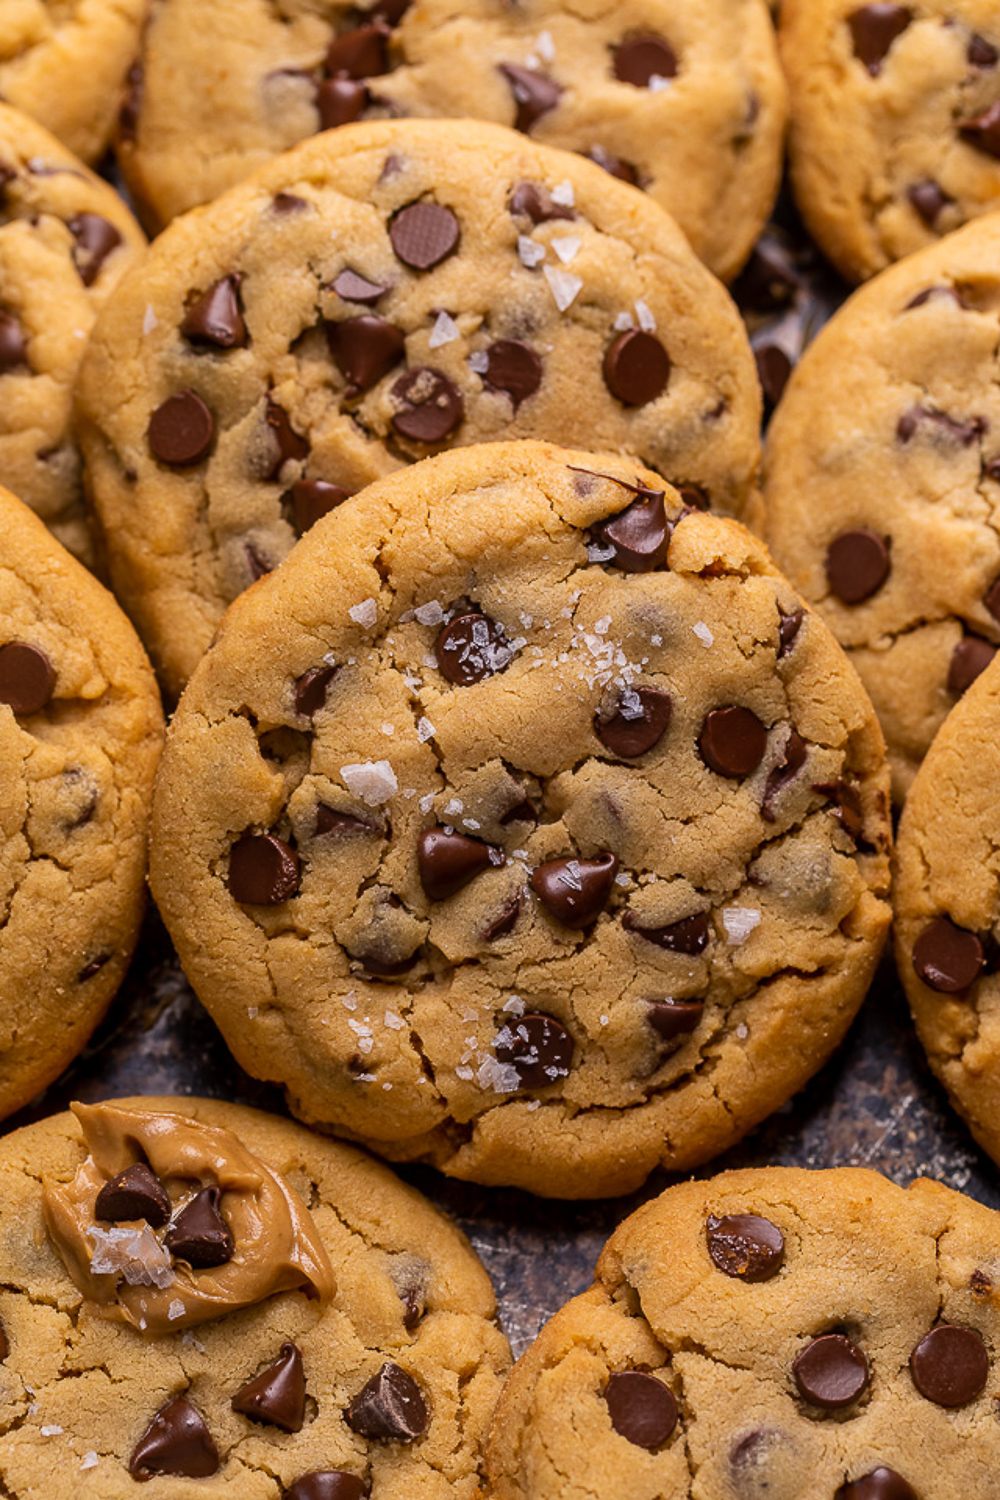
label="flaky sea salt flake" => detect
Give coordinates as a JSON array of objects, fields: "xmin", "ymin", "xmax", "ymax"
[
  {"xmin": 517, "ymin": 235, "xmax": 546, "ymax": 269},
  {"xmin": 693, "ymin": 621, "xmax": 714, "ymax": 648},
  {"xmin": 89, "ymin": 1226, "xmax": 175, "ymax": 1289},
  {"xmin": 349, "ymin": 597, "xmax": 379, "ymax": 627},
  {"xmin": 543, "ymin": 265, "xmax": 582, "ymax": 312},
  {"xmin": 722, "ymin": 908, "xmax": 761, "ymax": 946},
  {"xmin": 635, "ymin": 298, "xmax": 657, "ymax": 331},
  {"xmin": 417, "ymin": 716, "xmax": 436, "ymax": 743},
  {"xmin": 415, "ymin": 600, "xmax": 445, "ymax": 625},
  {"xmin": 429, "ymin": 310, "xmax": 460, "ymax": 348},
  {"xmin": 550, "ymin": 178, "xmax": 575, "ymax": 207},
  {"xmin": 80, "ymin": 1453, "xmax": 99, "ymax": 1470},
  {"xmin": 341, "ymin": 760, "xmax": 398, "ymax": 805},
  {"xmin": 41, "ymin": 1426, "xmax": 62, "ymax": 1437},
  {"xmin": 552, "ymin": 235, "xmax": 581, "ymax": 265}
]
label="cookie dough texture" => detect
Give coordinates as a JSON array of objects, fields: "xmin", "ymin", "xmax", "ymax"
[
  {"xmin": 0, "ymin": 486, "xmax": 163, "ymax": 1122},
  {"xmin": 0, "ymin": 103, "xmax": 145, "ymax": 566},
  {"xmin": 0, "ymin": 1096, "xmax": 509, "ymax": 1498},
  {"xmin": 485, "ymin": 1167, "xmax": 1000, "ymax": 1498},
  {"xmin": 764, "ymin": 212, "xmax": 1000, "ymax": 803},
  {"xmin": 150, "ymin": 441, "xmax": 892, "ymax": 1199},
  {"xmin": 116, "ymin": 0, "xmax": 786, "ymax": 281},
  {"xmin": 782, "ymin": 0, "xmax": 1000, "ymax": 282}
]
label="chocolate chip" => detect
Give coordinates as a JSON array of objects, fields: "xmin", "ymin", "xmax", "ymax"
[
  {"xmin": 284, "ymin": 1475, "xmax": 368, "ymax": 1500},
  {"xmin": 233, "ymin": 1342, "xmax": 306, "ymax": 1432},
  {"xmin": 327, "ymin": 315, "xmax": 405, "ymax": 396},
  {"xmin": 531, "ymin": 854, "xmax": 618, "ymax": 927},
  {"xmin": 390, "ymin": 202, "xmax": 460, "ymax": 270},
  {"xmin": 246, "ymin": 543, "xmax": 272, "ymax": 582},
  {"xmin": 761, "ymin": 730, "xmax": 808, "ymax": 822},
  {"xmin": 0, "ymin": 642, "xmax": 55, "ymax": 716},
  {"xmin": 755, "ymin": 343, "xmax": 792, "ymax": 409},
  {"xmin": 119, "ymin": 62, "xmax": 143, "ymax": 142},
  {"xmin": 811, "ymin": 779, "xmax": 870, "ymax": 847},
  {"xmin": 592, "ymin": 489, "xmax": 670, "ymax": 572},
  {"xmin": 604, "ymin": 1370, "xmax": 677, "ymax": 1449},
  {"xmin": 586, "ymin": 146, "xmax": 639, "ymax": 184},
  {"xmin": 181, "ymin": 276, "xmax": 247, "ymax": 349},
  {"xmin": 500, "ymin": 796, "xmax": 538, "ymax": 827},
  {"xmin": 603, "ymin": 330, "xmax": 670, "ymax": 406},
  {"xmin": 326, "ymin": 23, "xmax": 390, "ymax": 78},
  {"xmin": 623, "ymin": 909, "xmax": 710, "ymax": 954},
  {"xmin": 647, "ymin": 999, "xmax": 704, "ymax": 1046},
  {"xmin": 793, "ymin": 1334, "xmax": 870, "ymax": 1409},
  {"xmin": 95, "ymin": 1164, "xmax": 171, "ymax": 1228},
  {"xmin": 391, "ymin": 366, "xmax": 464, "ymax": 443},
  {"xmin": 509, "ymin": 181, "xmax": 575, "ymax": 224},
  {"xmin": 272, "ymin": 192, "xmax": 309, "ymax": 214},
  {"xmin": 948, "ymin": 634, "xmax": 997, "ymax": 695},
  {"xmin": 499, "ymin": 63, "xmax": 562, "ymax": 133},
  {"xmin": 778, "ymin": 608, "xmax": 804, "ymax": 658},
  {"xmin": 483, "ymin": 340, "xmax": 543, "ymax": 408},
  {"xmin": 129, "ymin": 1397, "xmax": 220, "ymax": 1480},
  {"xmin": 68, "ymin": 213, "xmax": 121, "ymax": 286},
  {"xmin": 838, "ymin": 1470, "xmax": 919, "ymax": 1500},
  {"xmin": 229, "ymin": 833, "xmax": 301, "ymax": 904},
  {"xmin": 401, "ymin": 1286, "xmax": 423, "ymax": 1329},
  {"xmin": 595, "ymin": 685, "xmax": 672, "ymax": 758},
  {"xmin": 78, "ymin": 954, "xmax": 111, "ymax": 982},
  {"xmin": 0, "ymin": 311, "xmax": 28, "ymax": 372},
  {"xmin": 435, "ymin": 611, "xmax": 513, "ymax": 684},
  {"xmin": 346, "ymin": 1362, "xmax": 429, "ymax": 1441},
  {"xmin": 494, "ymin": 1012, "xmax": 574, "ymax": 1087},
  {"xmin": 165, "ymin": 1185, "xmax": 234, "ymax": 1268},
  {"xmin": 969, "ymin": 33, "xmax": 999, "ymax": 66},
  {"xmin": 706, "ymin": 1214, "xmax": 785, "ymax": 1281},
  {"xmin": 418, "ymin": 827, "xmax": 502, "ymax": 900},
  {"xmin": 483, "ymin": 894, "xmax": 521, "ymax": 941},
  {"xmin": 699, "ymin": 706, "xmax": 768, "ymax": 779},
  {"xmin": 897, "ymin": 404, "xmax": 984, "ymax": 446},
  {"xmin": 910, "ymin": 1324, "xmax": 989, "ymax": 1407},
  {"xmin": 317, "ymin": 77, "xmax": 368, "ymax": 128},
  {"xmin": 148, "ymin": 390, "xmax": 215, "ymax": 466},
  {"xmin": 825, "ymin": 529, "xmax": 890, "ymax": 604},
  {"xmin": 847, "ymin": 5, "xmax": 912, "ymax": 74},
  {"xmin": 266, "ymin": 397, "xmax": 309, "ymax": 476},
  {"xmin": 292, "ymin": 477, "xmax": 353, "ymax": 533},
  {"xmin": 971, "ymin": 1269, "xmax": 994, "ymax": 1298},
  {"xmin": 315, "ymin": 805, "xmax": 379, "ymax": 836},
  {"xmin": 961, "ymin": 101, "xmax": 1000, "ymax": 157},
  {"xmin": 613, "ymin": 34, "xmax": 677, "ymax": 86},
  {"xmin": 294, "ymin": 664, "xmax": 339, "ymax": 716},
  {"xmin": 732, "ymin": 237, "xmax": 801, "ymax": 314},
  {"xmin": 332, "ymin": 268, "xmax": 389, "ymax": 304},
  {"xmin": 912, "ymin": 915, "xmax": 985, "ymax": 993},
  {"xmin": 986, "ymin": 577, "xmax": 1000, "ymax": 623},
  {"xmin": 0, "ymin": 1320, "xmax": 7, "ymax": 1361},
  {"xmin": 908, "ymin": 180, "xmax": 953, "ymax": 225}
]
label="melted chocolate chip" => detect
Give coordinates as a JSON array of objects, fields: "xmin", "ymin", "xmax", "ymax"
[
  {"xmin": 246, "ymin": 543, "xmax": 272, "ymax": 581},
  {"xmin": 812, "ymin": 779, "xmax": 869, "ymax": 847},
  {"xmin": 825, "ymin": 529, "xmax": 890, "ymax": 604},
  {"xmin": 595, "ymin": 685, "xmax": 672, "ymax": 758},
  {"xmin": 706, "ymin": 1214, "xmax": 785, "ymax": 1281},
  {"xmin": 897, "ymin": 404, "xmax": 984, "ymax": 446},
  {"xmin": 418, "ymin": 827, "xmax": 502, "ymax": 900},
  {"xmin": 604, "ymin": 1370, "xmax": 677, "ymax": 1449},
  {"xmin": 0, "ymin": 642, "xmax": 55, "ymax": 716},
  {"xmin": 603, "ymin": 329, "xmax": 670, "ymax": 406},
  {"xmin": 95, "ymin": 1164, "xmax": 171, "ymax": 1228},
  {"xmin": 284, "ymin": 1475, "xmax": 368, "ymax": 1500},
  {"xmin": 531, "ymin": 854, "xmax": 618, "ymax": 927},
  {"xmin": 985, "ymin": 576, "xmax": 1000, "ymax": 623},
  {"xmin": 908, "ymin": 179, "xmax": 953, "ymax": 226},
  {"xmin": 948, "ymin": 634, "xmax": 997, "ymax": 695},
  {"xmin": 509, "ymin": 181, "xmax": 574, "ymax": 224},
  {"xmin": 326, "ymin": 315, "xmax": 405, "ymax": 394},
  {"xmin": 232, "ymin": 1342, "xmax": 306, "ymax": 1432},
  {"xmin": 647, "ymin": 999, "xmax": 704, "ymax": 1046},
  {"xmin": 969, "ymin": 33, "xmax": 999, "ymax": 67},
  {"xmin": 435, "ymin": 611, "xmax": 513, "ymax": 684},
  {"xmin": 165, "ymin": 1185, "xmax": 234, "ymax": 1268},
  {"xmin": 961, "ymin": 101, "xmax": 1000, "ymax": 158},
  {"xmin": 778, "ymin": 608, "xmax": 804, "ymax": 658},
  {"xmin": 761, "ymin": 730, "xmax": 808, "ymax": 821},
  {"xmin": 910, "ymin": 1324, "xmax": 989, "ymax": 1407},
  {"xmin": 586, "ymin": 146, "xmax": 639, "ymax": 183},
  {"xmin": 483, "ymin": 339, "xmax": 543, "ymax": 408},
  {"xmin": 265, "ymin": 397, "xmax": 309, "ymax": 476},
  {"xmin": 848, "ymin": 5, "xmax": 912, "ymax": 74},
  {"xmin": 912, "ymin": 916, "xmax": 985, "ymax": 993},
  {"xmin": 614, "ymin": 34, "xmax": 677, "ymax": 86},
  {"xmin": 793, "ymin": 1334, "xmax": 870, "ymax": 1409},
  {"xmin": 837, "ymin": 1471, "xmax": 919, "ymax": 1500},
  {"xmin": 326, "ymin": 23, "xmax": 390, "ymax": 78},
  {"xmin": 0, "ymin": 311, "xmax": 28, "ymax": 372},
  {"xmin": 272, "ymin": 192, "xmax": 309, "ymax": 214},
  {"xmin": 699, "ymin": 706, "xmax": 768, "ymax": 779},
  {"xmin": 229, "ymin": 833, "xmax": 301, "ymax": 904},
  {"xmin": 391, "ymin": 366, "xmax": 464, "ymax": 442},
  {"xmin": 483, "ymin": 893, "xmax": 522, "ymax": 941},
  {"xmin": 732, "ymin": 237, "xmax": 801, "ymax": 314},
  {"xmin": 332, "ymin": 268, "xmax": 389, "ymax": 304},
  {"xmin": 148, "ymin": 390, "xmax": 215, "ymax": 466},
  {"xmin": 390, "ymin": 202, "xmax": 460, "ymax": 270},
  {"xmin": 494, "ymin": 1012, "xmax": 574, "ymax": 1086},
  {"xmin": 623, "ymin": 909, "xmax": 710, "ymax": 954},
  {"xmin": 499, "ymin": 63, "xmax": 563, "ymax": 133},
  {"xmin": 181, "ymin": 276, "xmax": 247, "ymax": 349},
  {"xmin": 315, "ymin": 805, "xmax": 379, "ymax": 837},
  {"xmin": 755, "ymin": 342, "xmax": 792, "ymax": 410},
  {"xmin": 294, "ymin": 663, "xmax": 339, "ymax": 716},
  {"xmin": 129, "ymin": 1398, "xmax": 220, "ymax": 1480},
  {"xmin": 317, "ymin": 77, "xmax": 368, "ymax": 128},
  {"xmin": 68, "ymin": 213, "xmax": 121, "ymax": 286},
  {"xmin": 592, "ymin": 490, "xmax": 670, "ymax": 572},
  {"xmin": 292, "ymin": 477, "xmax": 353, "ymax": 533},
  {"xmin": 346, "ymin": 1362, "xmax": 429, "ymax": 1441}
]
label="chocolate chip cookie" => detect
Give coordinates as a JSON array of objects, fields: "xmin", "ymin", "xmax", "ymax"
[
  {"xmin": 149, "ymin": 441, "xmax": 891, "ymax": 1198},
  {"xmin": 78, "ymin": 118, "xmax": 763, "ymax": 698},
  {"xmin": 0, "ymin": 484, "xmax": 163, "ymax": 1123},
  {"xmin": 0, "ymin": 103, "xmax": 144, "ymax": 566},
  {"xmin": 484, "ymin": 1166, "xmax": 1000, "ymax": 1498},
  {"xmin": 763, "ymin": 211, "xmax": 1000, "ymax": 802},
  {"xmin": 782, "ymin": 0, "xmax": 1000, "ymax": 282},
  {"xmin": 116, "ymin": 0, "xmax": 786, "ymax": 281},
  {"xmin": 0, "ymin": 1095, "xmax": 509, "ymax": 1497}
]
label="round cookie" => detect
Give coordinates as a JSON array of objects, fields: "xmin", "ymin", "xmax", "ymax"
[
  {"xmin": 0, "ymin": 103, "xmax": 145, "ymax": 566},
  {"xmin": 782, "ymin": 0, "xmax": 1000, "ymax": 283},
  {"xmin": 77, "ymin": 118, "xmax": 764, "ymax": 699},
  {"xmin": 149, "ymin": 441, "xmax": 892, "ymax": 1199},
  {"xmin": 763, "ymin": 211, "xmax": 1000, "ymax": 803},
  {"xmin": 0, "ymin": 1095, "xmax": 510, "ymax": 1497},
  {"xmin": 0, "ymin": 483, "xmax": 163, "ymax": 1122},
  {"xmin": 484, "ymin": 1166, "xmax": 1000, "ymax": 1498},
  {"xmin": 115, "ymin": 0, "xmax": 787, "ymax": 282},
  {"xmin": 895, "ymin": 652, "xmax": 1000, "ymax": 1166}
]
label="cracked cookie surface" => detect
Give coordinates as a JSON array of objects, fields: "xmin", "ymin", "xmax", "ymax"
[
  {"xmin": 0, "ymin": 1095, "xmax": 509, "ymax": 1498},
  {"xmin": 76, "ymin": 117, "xmax": 763, "ymax": 699},
  {"xmin": 0, "ymin": 484, "xmax": 163, "ymax": 1122},
  {"xmin": 484, "ymin": 1166, "xmax": 1000, "ymax": 1499},
  {"xmin": 149, "ymin": 441, "xmax": 891, "ymax": 1199},
  {"xmin": 763, "ymin": 211, "xmax": 1000, "ymax": 803}
]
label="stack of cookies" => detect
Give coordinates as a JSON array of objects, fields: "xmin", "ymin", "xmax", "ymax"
[{"xmin": 1, "ymin": 3, "xmax": 1000, "ymax": 1496}]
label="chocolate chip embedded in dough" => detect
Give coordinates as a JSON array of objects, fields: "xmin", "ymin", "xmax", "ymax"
[
  {"xmin": 265, "ymin": 397, "xmax": 309, "ymax": 476},
  {"xmin": 294, "ymin": 663, "xmax": 339, "ymax": 717},
  {"xmin": 284, "ymin": 1474, "xmax": 368, "ymax": 1500},
  {"xmin": 778, "ymin": 607, "xmax": 804, "ymax": 658},
  {"xmin": 0, "ymin": 310, "xmax": 28, "ymax": 372},
  {"xmin": 698, "ymin": 706, "xmax": 768, "ymax": 779},
  {"xmin": 837, "ymin": 1470, "xmax": 920, "ymax": 1500},
  {"xmin": 326, "ymin": 315, "xmax": 405, "ymax": 394},
  {"xmin": 68, "ymin": 212, "xmax": 122, "ymax": 286},
  {"xmin": 483, "ymin": 893, "xmax": 522, "ymax": 941},
  {"xmin": 948, "ymin": 634, "xmax": 997, "ymax": 695},
  {"xmin": 623, "ymin": 909, "xmax": 710, "ymax": 954},
  {"xmin": 509, "ymin": 181, "xmax": 575, "ymax": 224},
  {"xmin": 961, "ymin": 101, "xmax": 1000, "ymax": 158},
  {"xmin": 531, "ymin": 854, "xmax": 618, "ymax": 927},
  {"xmin": 332, "ymin": 268, "xmax": 389, "ymax": 305},
  {"xmin": 232, "ymin": 1342, "xmax": 306, "ymax": 1432},
  {"xmin": 897, "ymin": 404, "xmax": 984, "ymax": 446},
  {"xmin": 315, "ymin": 805, "xmax": 379, "ymax": 836},
  {"xmin": 706, "ymin": 1213, "xmax": 785, "ymax": 1281},
  {"xmin": 498, "ymin": 63, "xmax": 563, "ymax": 133},
  {"xmin": 0, "ymin": 642, "xmax": 55, "ymax": 716},
  {"xmin": 793, "ymin": 1334, "xmax": 870, "ymax": 1409},
  {"xmin": 912, "ymin": 916, "xmax": 985, "ymax": 993},
  {"xmin": 825, "ymin": 528, "xmax": 890, "ymax": 604},
  {"xmin": 755, "ymin": 342, "xmax": 792, "ymax": 410},
  {"xmin": 119, "ymin": 62, "xmax": 143, "ymax": 142},
  {"xmin": 165, "ymin": 1184, "xmax": 235, "ymax": 1268},
  {"xmin": 78, "ymin": 954, "xmax": 111, "ymax": 982},
  {"xmin": 811, "ymin": 779, "xmax": 870, "ymax": 848},
  {"xmin": 969, "ymin": 33, "xmax": 999, "ymax": 67},
  {"xmin": 148, "ymin": 390, "xmax": 215, "ymax": 466},
  {"xmin": 761, "ymin": 730, "xmax": 808, "ymax": 822},
  {"xmin": 483, "ymin": 340, "xmax": 543, "ymax": 409},
  {"xmin": 245, "ymin": 543, "xmax": 272, "ymax": 582},
  {"xmin": 908, "ymin": 179, "xmax": 953, "ymax": 226},
  {"xmin": 595, "ymin": 685, "xmax": 672, "ymax": 758},
  {"xmin": 910, "ymin": 1324, "xmax": 989, "ymax": 1407},
  {"xmin": 604, "ymin": 1370, "xmax": 678, "ymax": 1449},
  {"xmin": 317, "ymin": 77, "xmax": 368, "ymax": 128},
  {"xmin": 272, "ymin": 192, "xmax": 309, "ymax": 215},
  {"xmin": 847, "ymin": 5, "xmax": 912, "ymax": 75},
  {"xmin": 389, "ymin": 202, "xmax": 460, "ymax": 270},
  {"xmin": 732, "ymin": 237, "xmax": 801, "ymax": 314},
  {"xmin": 647, "ymin": 999, "xmax": 704, "ymax": 1046},
  {"xmin": 391, "ymin": 367, "xmax": 464, "ymax": 443},
  {"xmin": 229, "ymin": 833, "xmax": 301, "ymax": 904},
  {"xmin": 603, "ymin": 330, "xmax": 670, "ymax": 406},
  {"xmin": 418, "ymin": 827, "xmax": 503, "ymax": 901},
  {"xmin": 326, "ymin": 23, "xmax": 390, "ymax": 78},
  {"xmin": 0, "ymin": 1319, "xmax": 7, "ymax": 1361},
  {"xmin": 292, "ymin": 478, "xmax": 353, "ymax": 533},
  {"xmin": 95, "ymin": 1163, "xmax": 171, "ymax": 1228},
  {"xmin": 985, "ymin": 576, "xmax": 1000, "ymax": 623},
  {"xmin": 586, "ymin": 146, "xmax": 640, "ymax": 184},
  {"xmin": 613, "ymin": 34, "xmax": 677, "ymax": 86},
  {"xmin": 346, "ymin": 1362, "xmax": 429, "ymax": 1441},
  {"xmin": 129, "ymin": 1397, "xmax": 220, "ymax": 1480},
  {"xmin": 181, "ymin": 276, "xmax": 247, "ymax": 349},
  {"xmin": 592, "ymin": 489, "xmax": 670, "ymax": 572},
  {"xmin": 435, "ymin": 611, "xmax": 513, "ymax": 684},
  {"xmin": 494, "ymin": 1012, "xmax": 574, "ymax": 1087}
]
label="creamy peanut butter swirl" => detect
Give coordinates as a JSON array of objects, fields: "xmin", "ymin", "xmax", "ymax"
[{"xmin": 43, "ymin": 1102, "xmax": 335, "ymax": 1332}]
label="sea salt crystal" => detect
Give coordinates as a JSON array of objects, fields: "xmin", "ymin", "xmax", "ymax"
[
  {"xmin": 503, "ymin": 995, "xmax": 526, "ymax": 1016},
  {"xmin": 594, "ymin": 615, "xmax": 612, "ymax": 634},
  {"xmin": 342, "ymin": 990, "xmax": 357, "ymax": 1010},
  {"xmin": 247, "ymin": 1006, "xmax": 258, "ymax": 1019},
  {"xmin": 168, "ymin": 1298, "xmax": 186, "ymax": 1321},
  {"xmin": 463, "ymin": 817, "xmax": 481, "ymax": 830},
  {"xmin": 600, "ymin": 1014, "xmax": 610, "ymax": 1026},
  {"xmin": 587, "ymin": 541, "xmax": 616, "ymax": 563},
  {"xmin": 89, "ymin": 1226, "xmax": 174, "ymax": 1288},
  {"xmin": 445, "ymin": 797, "xmax": 464, "ymax": 816},
  {"xmin": 517, "ymin": 235, "xmax": 546, "ymax": 269},
  {"xmin": 650, "ymin": 633, "xmax": 663, "ymax": 646},
  {"xmin": 543, "ymin": 265, "xmax": 582, "ymax": 312},
  {"xmin": 415, "ymin": 600, "xmax": 445, "ymax": 625},
  {"xmin": 535, "ymin": 29, "xmax": 556, "ymax": 61},
  {"xmin": 81, "ymin": 1453, "xmax": 99, "ymax": 1470},
  {"xmin": 635, "ymin": 298, "xmax": 657, "ymax": 332},
  {"xmin": 736, "ymin": 1022, "xmax": 749, "ymax": 1040},
  {"xmin": 614, "ymin": 872, "xmax": 631, "ymax": 887},
  {"xmin": 384, "ymin": 1010, "xmax": 405, "ymax": 1030},
  {"xmin": 142, "ymin": 304, "xmax": 158, "ymax": 335},
  {"xmin": 381, "ymin": 722, "xmax": 396, "ymax": 736},
  {"xmin": 341, "ymin": 760, "xmax": 398, "ymax": 805},
  {"xmin": 419, "ymin": 792, "xmax": 436, "ymax": 813},
  {"xmin": 693, "ymin": 621, "xmax": 714, "ymax": 648},
  {"xmin": 41, "ymin": 1426, "xmax": 62, "ymax": 1437},
  {"xmin": 722, "ymin": 907, "xmax": 761, "ymax": 945},
  {"xmin": 552, "ymin": 235, "xmax": 581, "ymax": 265},
  {"xmin": 429, "ymin": 310, "xmax": 460, "ymax": 348},
  {"xmin": 468, "ymin": 349, "xmax": 490, "ymax": 374},
  {"xmin": 550, "ymin": 178, "xmax": 575, "ymax": 207},
  {"xmin": 417, "ymin": 716, "xmax": 436, "ymax": 743},
  {"xmin": 349, "ymin": 597, "xmax": 378, "ymax": 627},
  {"xmin": 477, "ymin": 1052, "xmax": 521, "ymax": 1094},
  {"xmin": 613, "ymin": 310, "xmax": 633, "ymax": 331},
  {"xmin": 649, "ymin": 72, "xmax": 672, "ymax": 92},
  {"xmin": 456, "ymin": 1065, "xmax": 475, "ymax": 1081}
]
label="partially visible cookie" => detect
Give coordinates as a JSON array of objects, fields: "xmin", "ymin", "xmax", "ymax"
[
  {"xmin": 149, "ymin": 441, "xmax": 891, "ymax": 1199},
  {"xmin": 0, "ymin": 485, "xmax": 163, "ymax": 1122},
  {"xmin": 0, "ymin": 1095, "xmax": 509, "ymax": 1497},
  {"xmin": 116, "ymin": 0, "xmax": 786, "ymax": 281},
  {"xmin": 782, "ymin": 0, "xmax": 1000, "ymax": 282},
  {"xmin": 0, "ymin": 104, "xmax": 144, "ymax": 566},
  {"xmin": 485, "ymin": 1166, "xmax": 1000, "ymax": 1499}
]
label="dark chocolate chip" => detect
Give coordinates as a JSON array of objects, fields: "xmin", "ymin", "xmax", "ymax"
[
  {"xmin": 498, "ymin": 63, "xmax": 563, "ymax": 133},
  {"xmin": 592, "ymin": 490, "xmax": 670, "ymax": 572},
  {"xmin": 699, "ymin": 706, "xmax": 768, "ymax": 778},
  {"xmin": 266, "ymin": 397, "xmax": 309, "ymax": 476},
  {"xmin": 332, "ymin": 268, "xmax": 389, "ymax": 304},
  {"xmin": 0, "ymin": 642, "xmax": 55, "ymax": 716},
  {"xmin": 390, "ymin": 202, "xmax": 460, "ymax": 270},
  {"xmin": 595, "ymin": 685, "xmax": 672, "ymax": 758},
  {"xmin": 500, "ymin": 797, "xmax": 537, "ymax": 826},
  {"xmin": 346, "ymin": 1362, "xmax": 429, "ymax": 1441},
  {"xmin": 292, "ymin": 477, "xmax": 353, "ymax": 533},
  {"xmin": 910, "ymin": 1324, "xmax": 989, "ymax": 1407},
  {"xmin": 623, "ymin": 909, "xmax": 710, "ymax": 955},
  {"xmin": 317, "ymin": 77, "xmax": 368, "ymax": 128},
  {"xmin": 706, "ymin": 1213, "xmax": 785, "ymax": 1281},
  {"xmin": 233, "ymin": 1342, "xmax": 306, "ymax": 1432},
  {"xmin": 948, "ymin": 634, "xmax": 997, "ymax": 695},
  {"xmin": 315, "ymin": 805, "xmax": 379, "ymax": 836},
  {"xmin": 908, "ymin": 180, "xmax": 953, "ymax": 225},
  {"xmin": 985, "ymin": 576, "xmax": 1000, "ymax": 623},
  {"xmin": 825, "ymin": 529, "xmax": 890, "ymax": 604},
  {"xmin": 971, "ymin": 1269, "xmax": 994, "ymax": 1298},
  {"xmin": 811, "ymin": 779, "xmax": 869, "ymax": 847},
  {"xmin": 897, "ymin": 404, "xmax": 984, "ymax": 446},
  {"xmin": 0, "ymin": 311, "xmax": 28, "ymax": 372},
  {"xmin": 494, "ymin": 1012, "xmax": 574, "ymax": 1087},
  {"xmin": 778, "ymin": 607, "xmax": 804, "ymax": 658},
  {"xmin": 165, "ymin": 1185, "xmax": 234, "ymax": 1268},
  {"xmin": 761, "ymin": 730, "xmax": 808, "ymax": 822},
  {"xmin": 326, "ymin": 315, "xmax": 405, "ymax": 394},
  {"xmin": 483, "ymin": 893, "xmax": 522, "ymax": 941},
  {"xmin": 284, "ymin": 1474, "xmax": 368, "ymax": 1500},
  {"xmin": 679, "ymin": 484, "xmax": 710, "ymax": 511},
  {"xmin": 793, "ymin": 1334, "xmax": 870, "ymax": 1409},
  {"xmin": 326, "ymin": 23, "xmax": 389, "ymax": 78},
  {"xmin": 604, "ymin": 1370, "xmax": 677, "ymax": 1449},
  {"xmin": 435, "ymin": 611, "xmax": 512, "ymax": 684},
  {"xmin": 294, "ymin": 664, "xmax": 339, "ymax": 716},
  {"xmin": 119, "ymin": 62, "xmax": 144, "ymax": 142},
  {"xmin": 229, "ymin": 833, "xmax": 301, "ymax": 904},
  {"xmin": 586, "ymin": 146, "xmax": 639, "ymax": 184},
  {"xmin": 509, "ymin": 181, "xmax": 575, "ymax": 224},
  {"xmin": 848, "ymin": 5, "xmax": 912, "ymax": 74},
  {"xmin": 912, "ymin": 916, "xmax": 985, "ymax": 993},
  {"xmin": 68, "ymin": 213, "xmax": 121, "ymax": 286},
  {"xmin": 148, "ymin": 390, "xmax": 215, "ymax": 466},
  {"xmin": 358, "ymin": 951, "xmax": 419, "ymax": 978},
  {"xmin": 129, "ymin": 1397, "xmax": 220, "ymax": 1480},
  {"xmin": 401, "ymin": 1285, "xmax": 423, "ymax": 1329},
  {"xmin": 838, "ymin": 1470, "xmax": 919, "ymax": 1500},
  {"xmin": 613, "ymin": 34, "xmax": 677, "ymax": 86},
  {"xmin": 969, "ymin": 33, "xmax": 999, "ymax": 66},
  {"xmin": 272, "ymin": 192, "xmax": 309, "ymax": 214},
  {"xmin": 95, "ymin": 1164, "xmax": 171, "ymax": 1228},
  {"xmin": 418, "ymin": 826, "xmax": 502, "ymax": 900},
  {"xmin": 647, "ymin": 999, "xmax": 704, "ymax": 1045},
  {"xmin": 0, "ymin": 1319, "xmax": 7, "ymax": 1361},
  {"xmin": 603, "ymin": 329, "xmax": 670, "ymax": 406},
  {"xmin": 181, "ymin": 276, "xmax": 247, "ymax": 349},
  {"xmin": 391, "ymin": 366, "xmax": 464, "ymax": 443},
  {"xmin": 755, "ymin": 342, "xmax": 792, "ymax": 409},
  {"xmin": 483, "ymin": 339, "xmax": 542, "ymax": 408},
  {"xmin": 531, "ymin": 854, "xmax": 618, "ymax": 927},
  {"xmin": 78, "ymin": 954, "xmax": 111, "ymax": 982},
  {"xmin": 732, "ymin": 237, "xmax": 801, "ymax": 314},
  {"xmin": 961, "ymin": 101, "xmax": 1000, "ymax": 158},
  {"xmin": 245, "ymin": 543, "xmax": 272, "ymax": 582}
]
